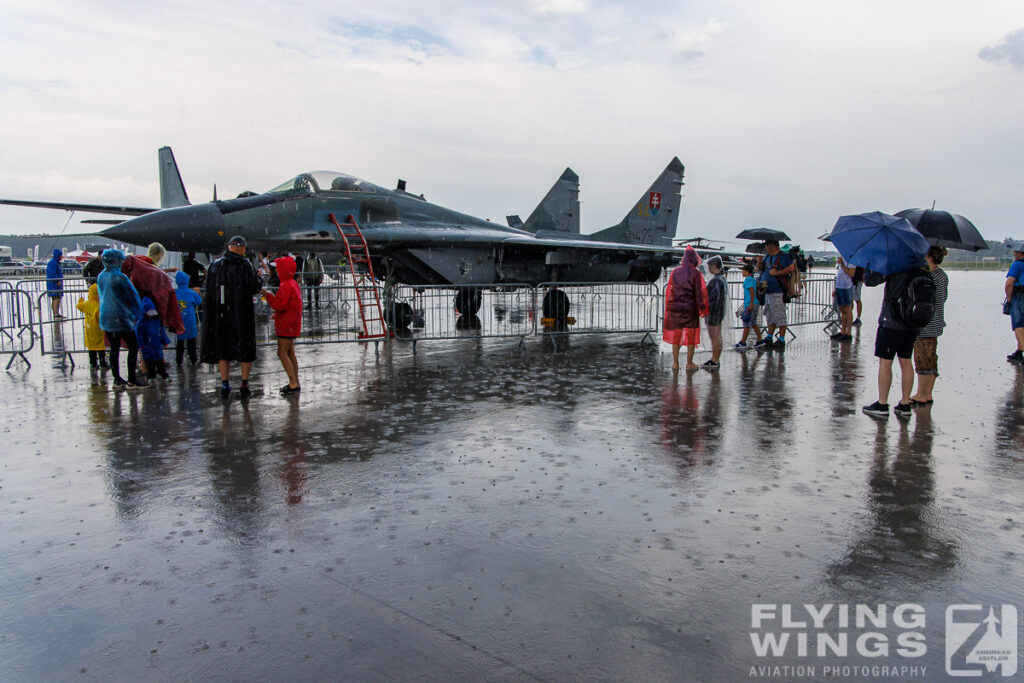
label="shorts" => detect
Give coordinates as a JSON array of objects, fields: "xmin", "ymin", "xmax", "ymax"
[
  {"xmin": 875, "ymin": 326, "xmax": 917, "ymax": 360},
  {"xmin": 913, "ymin": 336, "xmax": 939, "ymax": 375},
  {"xmin": 1011, "ymin": 295, "xmax": 1024, "ymax": 330},
  {"xmin": 764, "ymin": 292, "xmax": 787, "ymax": 327},
  {"xmin": 741, "ymin": 305, "xmax": 760, "ymax": 327},
  {"xmin": 854, "ymin": 283, "xmax": 863, "ymax": 301},
  {"xmin": 835, "ymin": 287, "xmax": 854, "ymax": 307},
  {"xmin": 276, "ymin": 335, "xmax": 297, "ymax": 340}
]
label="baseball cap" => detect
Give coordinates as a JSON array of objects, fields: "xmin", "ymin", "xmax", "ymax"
[{"xmin": 228, "ymin": 235, "xmax": 247, "ymax": 247}]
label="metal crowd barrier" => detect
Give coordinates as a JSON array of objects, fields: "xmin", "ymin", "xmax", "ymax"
[
  {"xmin": 535, "ymin": 282, "xmax": 661, "ymax": 341},
  {"xmin": 387, "ymin": 284, "xmax": 535, "ymax": 352},
  {"xmin": 723, "ymin": 272, "xmax": 839, "ymax": 335},
  {"xmin": 0, "ymin": 271, "xmax": 845, "ymax": 368},
  {"xmin": 0, "ymin": 282, "xmax": 35, "ymax": 368},
  {"xmin": 35, "ymin": 285, "xmax": 91, "ymax": 366},
  {"xmin": 257, "ymin": 282, "xmax": 388, "ymax": 346}
]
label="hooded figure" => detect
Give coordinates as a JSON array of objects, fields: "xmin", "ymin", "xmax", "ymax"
[
  {"xmin": 663, "ymin": 246, "xmax": 709, "ymax": 348},
  {"xmin": 46, "ymin": 248, "xmax": 63, "ymax": 296},
  {"xmin": 121, "ymin": 254, "xmax": 185, "ymax": 334},
  {"xmin": 136, "ymin": 297, "xmax": 170, "ymax": 362},
  {"xmin": 75, "ymin": 284, "xmax": 106, "ymax": 352},
  {"xmin": 263, "ymin": 256, "xmax": 302, "ymax": 338},
  {"xmin": 200, "ymin": 244, "xmax": 262, "ymax": 364},
  {"xmin": 97, "ymin": 250, "xmax": 141, "ymax": 333},
  {"xmin": 175, "ymin": 270, "xmax": 202, "ymax": 340},
  {"xmin": 97, "ymin": 249, "xmax": 143, "ymax": 386}
]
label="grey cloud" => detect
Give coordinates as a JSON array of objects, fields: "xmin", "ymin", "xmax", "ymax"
[{"xmin": 979, "ymin": 28, "xmax": 1024, "ymax": 70}]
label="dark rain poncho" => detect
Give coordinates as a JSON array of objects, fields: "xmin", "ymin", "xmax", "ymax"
[{"xmin": 200, "ymin": 251, "xmax": 262, "ymax": 363}]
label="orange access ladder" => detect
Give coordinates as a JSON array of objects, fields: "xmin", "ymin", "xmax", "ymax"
[{"xmin": 328, "ymin": 213, "xmax": 389, "ymax": 340}]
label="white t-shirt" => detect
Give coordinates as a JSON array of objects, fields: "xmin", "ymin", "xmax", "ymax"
[{"xmin": 835, "ymin": 258, "xmax": 854, "ymax": 289}]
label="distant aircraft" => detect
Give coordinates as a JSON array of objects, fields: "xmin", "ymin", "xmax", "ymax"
[{"xmin": 0, "ymin": 148, "xmax": 737, "ymax": 294}]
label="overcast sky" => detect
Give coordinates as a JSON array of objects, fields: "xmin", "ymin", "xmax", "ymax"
[{"xmin": 1, "ymin": 0, "xmax": 1023, "ymax": 247}]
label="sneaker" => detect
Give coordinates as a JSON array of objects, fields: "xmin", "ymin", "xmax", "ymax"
[
  {"xmin": 852, "ymin": 318, "xmax": 862, "ymax": 327},
  {"xmin": 773, "ymin": 338, "xmax": 786, "ymax": 350},
  {"xmin": 160, "ymin": 374, "xmax": 171, "ymax": 382},
  {"xmin": 702, "ymin": 360, "xmax": 720, "ymax": 370},
  {"xmin": 1008, "ymin": 350, "xmax": 1024, "ymax": 364},
  {"xmin": 126, "ymin": 379, "xmax": 147, "ymax": 389},
  {"xmin": 862, "ymin": 401, "xmax": 889, "ymax": 418},
  {"xmin": 220, "ymin": 385, "xmax": 231, "ymax": 399},
  {"xmin": 238, "ymin": 386, "xmax": 252, "ymax": 400},
  {"xmin": 753, "ymin": 339, "xmax": 771, "ymax": 350},
  {"xmin": 113, "ymin": 378, "xmax": 128, "ymax": 388},
  {"xmin": 280, "ymin": 385, "xmax": 301, "ymax": 395},
  {"xmin": 734, "ymin": 341, "xmax": 748, "ymax": 351},
  {"xmin": 893, "ymin": 402, "xmax": 912, "ymax": 420},
  {"xmin": 830, "ymin": 332, "xmax": 845, "ymax": 340}
]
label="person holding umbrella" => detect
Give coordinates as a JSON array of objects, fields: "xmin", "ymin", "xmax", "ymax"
[
  {"xmin": 759, "ymin": 240, "xmax": 795, "ymax": 349},
  {"xmin": 827, "ymin": 212, "xmax": 933, "ymax": 420},
  {"xmin": 1007, "ymin": 242, "xmax": 1024, "ymax": 364}
]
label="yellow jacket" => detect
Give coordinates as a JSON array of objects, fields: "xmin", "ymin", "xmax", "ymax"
[{"xmin": 76, "ymin": 284, "xmax": 106, "ymax": 351}]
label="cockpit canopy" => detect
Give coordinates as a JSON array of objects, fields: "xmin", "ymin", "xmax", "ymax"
[{"xmin": 266, "ymin": 171, "xmax": 379, "ymax": 196}]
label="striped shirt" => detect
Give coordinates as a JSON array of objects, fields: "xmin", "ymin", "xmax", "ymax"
[{"xmin": 919, "ymin": 267, "xmax": 948, "ymax": 338}]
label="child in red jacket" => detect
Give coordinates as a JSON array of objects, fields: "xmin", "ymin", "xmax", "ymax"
[{"xmin": 261, "ymin": 256, "xmax": 302, "ymax": 394}]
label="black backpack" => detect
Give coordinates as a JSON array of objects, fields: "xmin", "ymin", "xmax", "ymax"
[
  {"xmin": 851, "ymin": 266, "xmax": 865, "ymax": 286},
  {"xmin": 896, "ymin": 270, "xmax": 936, "ymax": 328}
]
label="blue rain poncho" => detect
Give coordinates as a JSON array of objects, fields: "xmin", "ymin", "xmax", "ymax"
[
  {"xmin": 136, "ymin": 297, "xmax": 170, "ymax": 361},
  {"xmin": 46, "ymin": 248, "xmax": 63, "ymax": 296},
  {"xmin": 175, "ymin": 270, "xmax": 202, "ymax": 340},
  {"xmin": 96, "ymin": 249, "xmax": 141, "ymax": 333}
]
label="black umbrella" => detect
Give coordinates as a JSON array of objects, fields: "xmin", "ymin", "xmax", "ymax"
[
  {"xmin": 736, "ymin": 227, "xmax": 791, "ymax": 241},
  {"xmin": 894, "ymin": 208, "xmax": 987, "ymax": 252}
]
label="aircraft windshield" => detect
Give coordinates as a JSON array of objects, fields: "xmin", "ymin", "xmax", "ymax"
[{"xmin": 266, "ymin": 171, "xmax": 377, "ymax": 195}]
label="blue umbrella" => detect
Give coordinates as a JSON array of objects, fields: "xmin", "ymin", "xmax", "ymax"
[{"xmin": 828, "ymin": 211, "xmax": 929, "ymax": 275}]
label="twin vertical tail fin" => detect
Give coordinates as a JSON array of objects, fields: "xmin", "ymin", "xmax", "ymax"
[
  {"xmin": 590, "ymin": 157, "xmax": 684, "ymax": 246},
  {"xmin": 158, "ymin": 146, "xmax": 190, "ymax": 208},
  {"xmin": 519, "ymin": 168, "xmax": 581, "ymax": 235}
]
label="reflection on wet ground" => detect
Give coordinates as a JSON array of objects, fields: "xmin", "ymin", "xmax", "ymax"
[{"xmin": 1, "ymin": 272, "xmax": 1022, "ymax": 680}]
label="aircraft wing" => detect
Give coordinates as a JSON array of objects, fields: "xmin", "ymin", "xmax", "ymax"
[
  {"xmin": 500, "ymin": 233, "xmax": 750, "ymax": 260},
  {"xmin": 0, "ymin": 198, "xmax": 155, "ymax": 216}
]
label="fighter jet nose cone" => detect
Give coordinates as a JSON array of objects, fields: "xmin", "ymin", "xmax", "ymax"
[{"xmin": 102, "ymin": 204, "xmax": 227, "ymax": 252}]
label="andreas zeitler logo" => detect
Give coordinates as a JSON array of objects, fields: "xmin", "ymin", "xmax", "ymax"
[
  {"xmin": 946, "ymin": 604, "xmax": 1017, "ymax": 677},
  {"xmin": 748, "ymin": 603, "xmax": 1019, "ymax": 679}
]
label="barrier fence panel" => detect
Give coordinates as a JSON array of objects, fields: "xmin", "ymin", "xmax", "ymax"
[
  {"xmin": 256, "ymin": 282, "xmax": 388, "ymax": 346},
  {"xmin": 723, "ymin": 272, "xmax": 839, "ymax": 335},
  {"xmin": 35, "ymin": 285, "xmax": 91, "ymax": 365},
  {"xmin": 0, "ymin": 283, "xmax": 35, "ymax": 368},
  {"xmin": 388, "ymin": 284, "xmax": 535, "ymax": 349},
  {"xmin": 535, "ymin": 282, "xmax": 661, "ymax": 338}
]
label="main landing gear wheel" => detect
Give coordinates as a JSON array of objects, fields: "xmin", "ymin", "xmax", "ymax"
[
  {"xmin": 542, "ymin": 289, "xmax": 570, "ymax": 322},
  {"xmin": 454, "ymin": 288, "xmax": 482, "ymax": 316},
  {"xmin": 386, "ymin": 301, "xmax": 414, "ymax": 330}
]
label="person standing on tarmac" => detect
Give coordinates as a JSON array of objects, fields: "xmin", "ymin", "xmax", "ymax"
[
  {"xmin": 201, "ymin": 235, "xmax": 262, "ymax": 399},
  {"xmin": 181, "ymin": 252, "xmax": 207, "ymax": 291},
  {"xmin": 46, "ymin": 248, "xmax": 64, "ymax": 318},
  {"xmin": 263, "ymin": 256, "xmax": 303, "ymax": 395},
  {"xmin": 97, "ymin": 249, "xmax": 143, "ymax": 388},
  {"xmin": 303, "ymin": 252, "xmax": 325, "ymax": 310}
]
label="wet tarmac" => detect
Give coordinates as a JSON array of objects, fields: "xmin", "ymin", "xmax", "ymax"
[{"xmin": 1, "ymin": 271, "xmax": 1022, "ymax": 681}]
